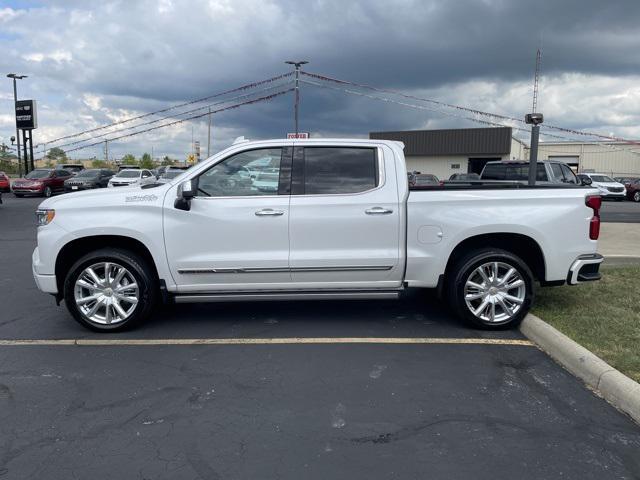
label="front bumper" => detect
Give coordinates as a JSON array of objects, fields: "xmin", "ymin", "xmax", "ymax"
[
  {"xmin": 567, "ymin": 253, "xmax": 604, "ymax": 285},
  {"xmin": 32, "ymin": 247, "xmax": 58, "ymax": 294},
  {"xmin": 12, "ymin": 185, "xmax": 44, "ymax": 194},
  {"xmin": 64, "ymin": 184, "xmax": 94, "ymax": 192},
  {"xmin": 599, "ymin": 190, "xmax": 626, "ymax": 199}
]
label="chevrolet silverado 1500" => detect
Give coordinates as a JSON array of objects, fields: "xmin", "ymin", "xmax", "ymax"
[{"xmin": 32, "ymin": 138, "xmax": 603, "ymax": 331}]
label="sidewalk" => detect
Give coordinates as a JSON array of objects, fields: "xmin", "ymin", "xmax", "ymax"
[{"xmin": 599, "ymin": 223, "xmax": 640, "ymax": 263}]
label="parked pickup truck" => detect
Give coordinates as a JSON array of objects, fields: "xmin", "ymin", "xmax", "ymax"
[{"xmin": 32, "ymin": 138, "xmax": 604, "ymax": 332}]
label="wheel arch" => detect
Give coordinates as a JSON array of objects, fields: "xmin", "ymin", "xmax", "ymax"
[
  {"xmin": 55, "ymin": 235, "xmax": 160, "ymax": 297},
  {"xmin": 444, "ymin": 232, "xmax": 546, "ymax": 283}
]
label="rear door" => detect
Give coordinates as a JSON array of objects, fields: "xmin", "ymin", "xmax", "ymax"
[{"xmin": 288, "ymin": 144, "xmax": 403, "ymax": 289}]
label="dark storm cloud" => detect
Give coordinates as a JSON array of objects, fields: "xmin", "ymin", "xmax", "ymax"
[{"xmin": 1, "ymin": 0, "xmax": 640, "ymax": 157}]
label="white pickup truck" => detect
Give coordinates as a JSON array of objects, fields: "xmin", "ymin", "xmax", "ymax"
[{"xmin": 32, "ymin": 138, "xmax": 604, "ymax": 331}]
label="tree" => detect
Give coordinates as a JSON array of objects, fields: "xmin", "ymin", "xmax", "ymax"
[
  {"xmin": 121, "ymin": 153, "xmax": 137, "ymax": 165},
  {"xmin": 46, "ymin": 147, "xmax": 67, "ymax": 161},
  {"xmin": 139, "ymin": 153, "xmax": 154, "ymax": 169},
  {"xmin": 91, "ymin": 159, "xmax": 109, "ymax": 168},
  {"xmin": 161, "ymin": 155, "xmax": 174, "ymax": 166}
]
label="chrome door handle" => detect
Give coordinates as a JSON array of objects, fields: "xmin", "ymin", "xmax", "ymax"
[
  {"xmin": 255, "ymin": 208, "xmax": 285, "ymax": 216},
  {"xmin": 365, "ymin": 207, "xmax": 393, "ymax": 215}
]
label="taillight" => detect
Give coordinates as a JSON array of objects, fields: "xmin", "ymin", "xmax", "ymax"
[{"xmin": 585, "ymin": 195, "xmax": 601, "ymax": 240}]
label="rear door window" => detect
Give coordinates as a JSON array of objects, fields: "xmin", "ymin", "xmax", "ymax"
[
  {"xmin": 549, "ymin": 163, "xmax": 564, "ymax": 182},
  {"xmin": 299, "ymin": 147, "xmax": 378, "ymax": 194}
]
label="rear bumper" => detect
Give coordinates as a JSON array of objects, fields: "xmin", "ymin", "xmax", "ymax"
[
  {"xmin": 32, "ymin": 247, "xmax": 58, "ymax": 294},
  {"xmin": 567, "ymin": 253, "xmax": 604, "ymax": 285}
]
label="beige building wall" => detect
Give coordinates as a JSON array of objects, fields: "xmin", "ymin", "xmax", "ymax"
[{"xmin": 537, "ymin": 142, "xmax": 640, "ymax": 176}]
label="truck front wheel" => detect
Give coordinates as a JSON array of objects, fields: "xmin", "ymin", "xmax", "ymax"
[
  {"xmin": 63, "ymin": 248, "xmax": 157, "ymax": 331},
  {"xmin": 447, "ymin": 248, "xmax": 534, "ymax": 329}
]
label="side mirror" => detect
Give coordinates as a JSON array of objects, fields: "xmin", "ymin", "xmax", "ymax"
[
  {"xmin": 175, "ymin": 179, "xmax": 196, "ymax": 211},
  {"xmin": 581, "ymin": 176, "xmax": 593, "ymax": 186}
]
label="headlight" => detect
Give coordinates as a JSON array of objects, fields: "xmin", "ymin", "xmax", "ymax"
[{"xmin": 36, "ymin": 209, "xmax": 55, "ymax": 226}]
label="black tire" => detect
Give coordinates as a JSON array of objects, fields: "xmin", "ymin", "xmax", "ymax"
[
  {"xmin": 63, "ymin": 248, "xmax": 158, "ymax": 332},
  {"xmin": 446, "ymin": 248, "xmax": 534, "ymax": 330},
  {"xmin": 634, "ymin": 191, "xmax": 640, "ymax": 203},
  {"xmin": 43, "ymin": 186, "xmax": 53, "ymax": 197}
]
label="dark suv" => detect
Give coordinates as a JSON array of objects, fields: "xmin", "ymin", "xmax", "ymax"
[
  {"xmin": 481, "ymin": 160, "xmax": 582, "ymax": 184},
  {"xmin": 64, "ymin": 169, "xmax": 114, "ymax": 192}
]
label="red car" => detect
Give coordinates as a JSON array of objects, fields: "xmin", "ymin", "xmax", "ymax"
[
  {"xmin": 11, "ymin": 168, "xmax": 73, "ymax": 197},
  {"xmin": 624, "ymin": 178, "xmax": 640, "ymax": 202},
  {"xmin": 0, "ymin": 171, "xmax": 10, "ymax": 192}
]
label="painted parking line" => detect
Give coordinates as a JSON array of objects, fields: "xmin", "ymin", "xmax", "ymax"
[{"xmin": 0, "ymin": 337, "xmax": 535, "ymax": 346}]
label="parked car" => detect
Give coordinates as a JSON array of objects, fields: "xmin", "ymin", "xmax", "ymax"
[
  {"xmin": 614, "ymin": 177, "xmax": 638, "ymax": 186},
  {"xmin": 12, "ymin": 168, "xmax": 72, "ymax": 197},
  {"xmin": 622, "ymin": 177, "xmax": 640, "ymax": 202},
  {"xmin": 156, "ymin": 167, "xmax": 188, "ymax": 184},
  {"xmin": 481, "ymin": 160, "xmax": 582, "ymax": 184},
  {"xmin": 32, "ymin": 138, "xmax": 603, "ymax": 332},
  {"xmin": 449, "ymin": 173, "xmax": 480, "ymax": 181},
  {"xmin": 56, "ymin": 164, "xmax": 85, "ymax": 176},
  {"xmin": 117, "ymin": 164, "xmax": 140, "ymax": 172},
  {"xmin": 411, "ymin": 174, "xmax": 440, "ymax": 186},
  {"xmin": 107, "ymin": 169, "xmax": 155, "ymax": 188},
  {"xmin": 577, "ymin": 173, "xmax": 626, "ymax": 201},
  {"xmin": 64, "ymin": 169, "xmax": 114, "ymax": 192},
  {"xmin": 0, "ymin": 171, "xmax": 10, "ymax": 192}
]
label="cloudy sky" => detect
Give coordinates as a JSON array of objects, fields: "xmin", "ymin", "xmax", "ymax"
[{"xmin": 1, "ymin": 0, "xmax": 640, "ymax": 160}]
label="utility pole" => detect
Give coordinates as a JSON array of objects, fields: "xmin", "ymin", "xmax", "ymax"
[
  {"xmin": 285, "ymin": 60, "xmax": 308, "ymax": 135},
  {"xmin": 104, "ymin": 139, "xmax": 109, "ymax": 163},
  {"xmin": 7, "ymin": 73, "xmax": 27, "ymax": 177},
  {"xmin": 526, "ymin": 49, "xmax": 543, "ymax": 186},
  {"xmin": 207, "ymin": 107, "xmax": 212, "ymax": 157}
]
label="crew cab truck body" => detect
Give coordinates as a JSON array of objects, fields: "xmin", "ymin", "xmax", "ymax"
[{"xmin": 32, "ymin": 138, "xmax": 603, "ymax": 331}]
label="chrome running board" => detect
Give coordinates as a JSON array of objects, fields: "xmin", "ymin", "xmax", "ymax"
[{"xmin": 173, "ymin": 290, "xmax": 401, "ymax": 303}]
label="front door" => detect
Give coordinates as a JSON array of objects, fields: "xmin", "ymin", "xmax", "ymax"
[
  {"xmin": 288, "ymin": 145, "xmax": 403, "ymax": 290},
  {"xmin": 164, "ymin": 146, "xmax": 293, "ymax": 292}
]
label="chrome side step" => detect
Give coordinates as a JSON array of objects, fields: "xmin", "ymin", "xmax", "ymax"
[{"xmin": 173, "ymin": 290, "xmax": 401, "ymax": 304}]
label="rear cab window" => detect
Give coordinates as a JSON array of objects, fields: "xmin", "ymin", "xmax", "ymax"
[{"xmin": 293, "ymin": 147, "xmax": 378, "ymax": 195}]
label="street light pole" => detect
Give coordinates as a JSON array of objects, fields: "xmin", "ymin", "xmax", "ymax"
[
  {"xmin": 7, "ymin": 73, "xmax": 27, "ymax": 177},
  {"xmin": 285, "ymin": 60, "xmax": 308, "ymax": 135}
]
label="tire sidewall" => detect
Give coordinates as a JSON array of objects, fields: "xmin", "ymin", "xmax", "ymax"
[
  {"xmin": 63, "ymin": 249, "xmax": 157, "ymax": 331},
  {"xmin": 634, "ymin": 191, "xmax": 640, "ymax": 202},
  {"xmin": 43, "ymin": 186, "xmax": 52, "ymax": 197},
  {"xmin": 448, "ymin": 249, "xmax": 534, "ymax": 329}
]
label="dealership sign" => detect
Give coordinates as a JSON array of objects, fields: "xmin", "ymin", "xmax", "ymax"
[{"xmin": 15, "ymin": 100, "xmax": 37, "ymax": 130}]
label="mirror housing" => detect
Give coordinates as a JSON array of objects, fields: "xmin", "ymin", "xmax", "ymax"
[
  {"xmin": 580, "ymin": 176, "xmax": 593, "ymax": 186},
  {"xmin": 175, "ymin": 179, "xmax": 196, "ymax": 211}
]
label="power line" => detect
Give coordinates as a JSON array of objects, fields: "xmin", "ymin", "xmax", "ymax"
[
  {"xmin": 52, "ymin": 80, "xmax": 294, "ymax": 151},
  {"xmin": 64, "ymin": 88, "xmax": 294, "ymax": 154},
  {"xmin": 45, "ymin": 72, "xmax": 294, "ymax": 146},
  {"xmin": 301, "ymin": 70, "xmax": 640, "ymax": 146}
]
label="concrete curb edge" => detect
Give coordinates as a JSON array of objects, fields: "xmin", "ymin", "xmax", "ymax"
[{"xmin": 521, "ymin": 314, "xmax": 640, "ymax": 425}]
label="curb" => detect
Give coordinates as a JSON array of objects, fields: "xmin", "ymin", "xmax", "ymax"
[{"xmin": 520, "ymin": 314, "xmax": 640, "ymax": 425}]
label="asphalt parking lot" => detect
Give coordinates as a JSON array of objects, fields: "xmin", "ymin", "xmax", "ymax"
[
  {"xmin": 1, "ymin": 194, "xmax": 639, "ymax": 479},
  {"xmin": 600, "ymin": 199, "xmax": 640, "ymax": 223}
]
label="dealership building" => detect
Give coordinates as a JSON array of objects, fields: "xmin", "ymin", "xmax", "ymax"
[{"xmin": 370, "ymin": 127, "xmax": 640, "ymax": 178}]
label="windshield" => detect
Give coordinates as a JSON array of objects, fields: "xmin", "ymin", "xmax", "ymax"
[
  {"xmin": 116, "ymin": 171, "xmax": 140, "ymax": 178},
  {"xmin": 162, "ymin": 170, "xmax": 185, "ymax": 180},
  {"xmin": 590, "ymin": 175, "xmax": 615, "ymax": 183},
  {"xmin": 25, "ymin": 169, "xmax": 51, "ymax": 179},
  {"xmin": 75, "ymin": 170, "xmax": 100, "ymax": 178}
]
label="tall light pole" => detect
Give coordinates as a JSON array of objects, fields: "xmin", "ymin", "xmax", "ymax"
[
  {"xmin": 7, "ymin": 73, "xmax": 27, "ymax": 177},
  {"xmin": 285, "ymin": 60, "xmax": 308, "ymax": 135}
]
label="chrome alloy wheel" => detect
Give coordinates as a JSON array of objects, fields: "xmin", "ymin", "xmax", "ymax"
[
  {"xmin": 73, "ymin": 262, "xmax": 139, "ymax": 325},
  {"xmin": 463, "ymin": 261, "xmax": 526, "ymax": 323}
]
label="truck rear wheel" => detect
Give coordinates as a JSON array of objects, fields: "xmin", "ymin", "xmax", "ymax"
[
  {"xmin": 63, "ymin": 248, "xmax": 157, "ymax": 332},
  {"xmin": 447, "ymin": 248, "xmax": 534, "ymax": 329}
]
